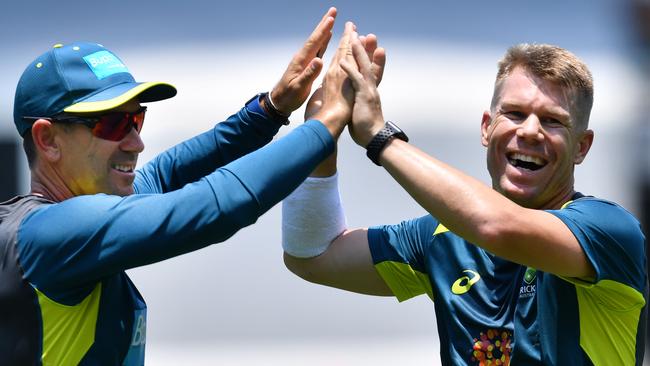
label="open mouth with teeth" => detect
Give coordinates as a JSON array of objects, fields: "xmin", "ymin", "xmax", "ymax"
[
  {"xmin": 113, "ymin": 164, "xmax": 134, "ymax": 173},
  {"xmin": 507, "ymin": 153, "xmax": 546, "ymax": 171}
]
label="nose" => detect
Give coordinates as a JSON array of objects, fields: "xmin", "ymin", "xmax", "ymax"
[
  {"xmin": 119, "ymin": 127, "xmax": 145, "ymax": 153},
  {"xmin": 516, "ymin": 114, "xmax": 544, "ymax": 142}
]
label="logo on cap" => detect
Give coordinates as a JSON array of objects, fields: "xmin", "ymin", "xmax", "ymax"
[{"xmin": 83, "ymin": 50, "xmax": 129, "ymax": 80}]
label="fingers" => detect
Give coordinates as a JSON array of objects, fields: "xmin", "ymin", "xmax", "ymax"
[
  {"xmin": 362, "ymin": 34, "xmax": 378, "ymax": 62},
  {"xmin": 292, "ymin": 58, "xmax": 325, "ymax": 91},
  {"xmin": 339, "ymin": 58, "xmax": 360, "ymax": 87},
  {"xmin": 331, "ymin": 21, "xmax": 356, "ymax": 64},
  {"xmin": 341, "ymin": 27, "xmax": 358, "ymax": 70},
  {"xmin": 339, "ymin": 43, "xmax": 363, "ymax": 91},
  {"xmin": 340, "ymin": 34, "xmax": 379, "ymax": 93},
  {"xmin": 317, "ymin": 31, "xmax": 333, "ymax": 58},
  {"xmin": 299, "ymin": 7, "xmax": 337, "ymax": 64},
  {"xmin": 371, "ymin": 47, "xmax": 386, "ymax": 85},
  {"xmin": 312, "ymin": 7, "xmax": 337, "ymax": 49},
  {"xmin": 359, "ymin": 33, "xmax": 384, "ymax": 85},
  {"xmin": 350, "ymin": 34, "xmax": 373, "ymax": 78},
  {"xmin": 271, "ymin": 8, "xmax": 338, "ymax": 113}
]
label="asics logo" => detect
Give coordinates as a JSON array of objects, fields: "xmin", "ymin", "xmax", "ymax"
[{"xmin": 451, "ymin": 270, "xmax": 481, "ymax": 295}]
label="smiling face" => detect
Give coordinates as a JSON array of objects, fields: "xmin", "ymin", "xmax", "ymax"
[
  {"xmin": 56, "ymin": 100, "xmax": 145, "ymax": 197},
  {"xmin": 481, "ymin": 66, "xmax": 593, "ymax": 209}
]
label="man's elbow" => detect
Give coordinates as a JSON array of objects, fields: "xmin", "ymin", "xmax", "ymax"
[{"xmin": 283, "ymin": 251, "xmax": 325, "ymax": 284}]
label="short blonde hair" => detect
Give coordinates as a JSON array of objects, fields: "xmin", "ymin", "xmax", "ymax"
[{"xmin": 492, "ymin": 44, "xmax": 594, "ymax": 129}]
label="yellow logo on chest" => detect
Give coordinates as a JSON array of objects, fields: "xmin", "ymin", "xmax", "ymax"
[{"xmin": 452, "ymin": 270, "xmax": 481, "ymax": 295}]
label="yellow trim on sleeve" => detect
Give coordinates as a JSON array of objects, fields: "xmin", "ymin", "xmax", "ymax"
[
  {"xmin": 558, "ymin": 199, "xmax": 644, "ymax": 363},
  {"xmin": 560, "ymin": 199, "xmax": 574, "ymax": 209},
  {"xmin": 571, "ymin": 279, "xmax": 645, "ymax": 365},
  {"xmin": 36, "ymin": 283, "xmax": 102, "ymax": 365},
  {"xmin": 433, "ymin": 223, "xmax": 449, "ymax": 236},
  {"xmin": 375, "ymin": 261, "xmax": 434, "ymax": 302}
]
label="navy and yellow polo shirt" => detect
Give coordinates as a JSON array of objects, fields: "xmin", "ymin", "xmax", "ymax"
[{"xmin": 368, "ymin": 193, "xmax": 647, "ymax": 365}]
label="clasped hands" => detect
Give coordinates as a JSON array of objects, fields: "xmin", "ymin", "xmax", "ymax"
[{"xmin": 268, "ymin": 7, "xmax": 388, "ymax": 148}]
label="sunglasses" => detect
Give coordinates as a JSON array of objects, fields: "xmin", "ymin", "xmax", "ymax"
[{"xmin": 24, "ymin": 106, "xmax": 147, "ymax": 141}]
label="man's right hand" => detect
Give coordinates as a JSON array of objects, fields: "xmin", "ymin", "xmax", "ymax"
[
  {"xmin": 306, "ymin": 21, "xmax": 357, "ymax": 139},
  {"xmin": 340, "ymin": 33, "xmax": 388, "ymax": 148},
  {"xmin": 305, "ymin": 26, "xmax": 386, "ymax": 177},
  {"xmin": 267, "ymin": 7, "xmax": 337, "ymax": 116},
  {"xmin": 304, "ymin": 33, "xmax": 386, "ymax": 117},
  {"xmin": 309, "ymin": 23, "xmax": 387, "ymax": 140}
]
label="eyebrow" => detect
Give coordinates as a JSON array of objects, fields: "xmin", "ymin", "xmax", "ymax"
[{"xmin": 499, "ymin": 101, "xmax": 572, "ymax": 124}]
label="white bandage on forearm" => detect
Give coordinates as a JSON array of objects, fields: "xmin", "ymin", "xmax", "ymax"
[{"xmin": 282, "ymin": 173, "xmax": 347, "ymax": 258}]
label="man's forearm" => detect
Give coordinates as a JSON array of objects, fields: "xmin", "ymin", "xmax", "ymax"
[{"xmin": 135, "ymin": 98, "xmax": 283, "ymax": 194}]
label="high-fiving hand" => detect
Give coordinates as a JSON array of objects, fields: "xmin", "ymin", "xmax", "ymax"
[
  {"xmin": 269, "ymin": 7, "xmax": 337, "ymax": 115},
  {"xmin": 340, "ymin": 32, "xmax": 388, "ymax": 147},
  {"xmin": 305, "ymin": 22, "xmax": 386, "ymax": 140}
]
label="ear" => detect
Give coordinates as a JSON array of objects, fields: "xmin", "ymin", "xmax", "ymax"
[
  {"xmin": 573, "ymin": 129, "xmax": 594, "ymax": 164},
  {"xmin": 31, "ymin": 119, "xmax": 61, "ymax": 163},
  {"xmin": 481, "ymin": 110, "xmax": 492, "ymax": 147}
]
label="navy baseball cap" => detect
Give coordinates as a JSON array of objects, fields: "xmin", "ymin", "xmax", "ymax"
[{"xmin": 13, "ymin": 42, "xmax": 177, "ymax": 136}]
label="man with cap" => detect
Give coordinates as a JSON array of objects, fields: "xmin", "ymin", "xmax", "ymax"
[{"xmin": 0, "ymin": 8, "xmax": 368, "ymax": 365}]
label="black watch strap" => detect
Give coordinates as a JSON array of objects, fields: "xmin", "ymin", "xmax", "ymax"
[
  {"xmin": 262, "ymin": 92, "xmax": 291, "ymax": 125},
  {"xmin": 365, "ymin": 121, "xmax": 409, "ymax": 166},
  {"xmin": 245, "ymin": 92, "xmax": 290, "ymax": 125}
]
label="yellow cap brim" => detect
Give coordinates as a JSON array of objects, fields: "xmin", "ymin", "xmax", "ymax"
[{"xmin": 64, "ymin": 82, "xmax": 176, "ymax": 114}]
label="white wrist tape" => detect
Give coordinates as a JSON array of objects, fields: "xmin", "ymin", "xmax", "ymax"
[{"xmin": 282, "ymin": 173, "xmax": 347, "ymax": 258}]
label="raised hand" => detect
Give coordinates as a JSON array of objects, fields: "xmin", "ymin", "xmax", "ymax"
[
  {"xmin": 359, "ymin": 33, "xmax": 386, "ymax": 86},
  {"xmin": 339, "ymin": 33, "xmax": 387, "ymax": 147},
  {"xmin": 305, "ymin": 31, "xmax": 386, "ymax": 125},
  {"xmin": 268, "ymin": 7, "xmax": 337, "ymax": 115},
  {"xmin": 306, "ymin": 21, "xmax": 358, "ymax": 139}
]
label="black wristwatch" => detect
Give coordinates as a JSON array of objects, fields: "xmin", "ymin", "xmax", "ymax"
[{"xmin": 365, "ymin": 121, "xmax": 409, "ymax": 166}]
